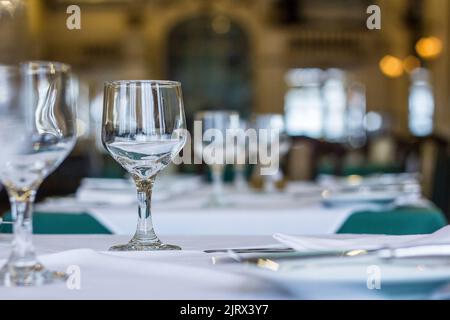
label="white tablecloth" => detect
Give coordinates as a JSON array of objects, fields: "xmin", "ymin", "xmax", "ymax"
[
  {"xmin": 1, "ymin": 233, "xmax": 448, "ymax": 300},
  {"xmin": 37, "ymin": 181, "xmax": 371, "ymax": 235},
  {"xmin": 0, "ymin": 234, "xmax": 289, "ymax": 299}
]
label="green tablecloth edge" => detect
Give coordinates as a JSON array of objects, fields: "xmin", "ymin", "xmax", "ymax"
[
  {"xmin": 337, "ymin": 205, "xmax": 448, "ymax": 235},
  {"xmin": 0, "ymin": 212, "xmax": 112, "ymax": 235},
  {"xmin": 1, "ymin": 206, "xmax": 447, "ymax": 235}
]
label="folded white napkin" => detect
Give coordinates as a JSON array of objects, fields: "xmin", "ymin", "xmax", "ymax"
[{"xmin": 273, "ymin": 225, "xmax": 450, "ymax": 252}]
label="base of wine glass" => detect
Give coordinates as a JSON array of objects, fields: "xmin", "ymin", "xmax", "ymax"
[
  {"xmin": 109, "ymin": 239, "xmax": 181, "ymax": 251},
  {"xmin": 0, "ymin": 263, "xmax": 67, "ymax": 287}
]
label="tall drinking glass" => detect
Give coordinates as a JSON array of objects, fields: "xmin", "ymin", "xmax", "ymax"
[
  {"xmin": 0, "ymin": 62, "xmax": 77, "ymax": 286},
  {"xmin": 194, "ymin": 111, "xmax": 240, "ymax": 206},
  {"xmin": 102, "ymin": 80, "xmax": 187, "ymax": 251}
]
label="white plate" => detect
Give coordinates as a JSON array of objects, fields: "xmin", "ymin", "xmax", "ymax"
[{"xmin": 247, "ymin": 257, "xmax": 450, "ymax": 299}]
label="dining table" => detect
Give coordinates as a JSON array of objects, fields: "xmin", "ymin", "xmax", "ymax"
[
  {"xmin": 25, "ymin": 174, "xmax": 447, "ymax": 236},
  {"xmin": 1, "ymin": 173, "xmax": 449, "ymax": 300},
  {"xmin": 2, "ymin": 231, "xmax": 450, "ymax": 300},
  {"xmin": 0, "ymin": 233, "xmax": 286, "ymax": 300}
]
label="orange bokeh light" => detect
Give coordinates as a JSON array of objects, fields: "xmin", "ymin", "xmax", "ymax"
[
  {"xmin": 379, "ymin": 55, "xmax": 404, "ymax": 78},
  {"xmin": 415, "ymin": 36, "xmax": 443, "ymax": 59}
]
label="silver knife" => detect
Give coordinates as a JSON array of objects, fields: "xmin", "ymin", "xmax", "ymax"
[{"xmin": 212, "ymin": 243, "xmax": 450, "ymax": 264}]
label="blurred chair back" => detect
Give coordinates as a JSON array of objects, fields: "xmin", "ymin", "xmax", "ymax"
[
  {"xmin": 422, "ymin": 136, "xmax": 450, "ymax": 216},
  {"xmin": 406, "ymin": 135, "xmax": 450, "ymax": 217},
  {"xmin": 368, "ymin": 135, "xmax": 396, "ymax": 165},
  {"xmin": 287, "ymin": 137, "xmax": 346, "ymax": 180}
]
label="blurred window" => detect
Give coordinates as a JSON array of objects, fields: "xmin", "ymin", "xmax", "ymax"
[
  {"xmin": 284, "ymin": 68, "xmax": 348, "ymax": 140},
  {"xmin": 409, "ymin": 68, "xmax": 434, "ymax": 137},
  {"xmin": 323, "ymin": 74, "xmax": 346, "ymax": 141},
  {"xmin": 0, "ymin": 70, "xmax": 11, "ymax": 106},
  {"xmin": 168, "ymin": 15, "xmax": 251, "ymax": 125},
  {"xmin": 285, "ymin": 85, "xmax": 323, "ymax": 138},
  {"xmin": 346, "ymin": 84, "xmax": 367, "ymax": 148}
]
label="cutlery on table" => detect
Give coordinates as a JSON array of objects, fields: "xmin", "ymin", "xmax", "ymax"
[
  {"xmin": 204, "ymin": 247, "xmax": 294, "ymax": 254},
  {"xmin": 210, "ymin": 243, "xmax": 450, "ymax": 265}
]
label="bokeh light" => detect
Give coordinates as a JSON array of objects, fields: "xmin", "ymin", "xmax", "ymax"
[
  {"xmin": 379, "ymin": 55, "xmax": 404, "ymax": 78},
  {"xmin": 415, "ymin": 36, "xmax": 443, "ymax": 60},
  {"xmin": 364, "ymin": 111, "xmax": 383, "ymax": 132},
  {"xmin": 403, "ymin": 55, "xmax": 421, "ymax": 73}
]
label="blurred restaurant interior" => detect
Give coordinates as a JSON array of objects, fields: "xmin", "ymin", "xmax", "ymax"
[
  {"xmin": 5, "ymin": 0, "xmax": 450, "ymax": 300},
  {"xmin": 1, "ymin": 0, "xmax": 450, "ymax": 226}
]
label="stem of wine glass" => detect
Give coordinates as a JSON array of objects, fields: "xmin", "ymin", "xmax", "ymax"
[
  {"xmin": 109, "ymin": 174, "xmax": 181, "ymax": 251},
  {"xmin": 234, "ymin": 164, "xmax": 247, "ymax": 190},
  {"xmin": 132, "ymin": 176, "xmax": 159, "ymax": 244},
  {"xmin": 211, "ymin": 164, "xmax": 224, "ymax": 203},
  {"xmin": 1, "ymin": 185, "xmax": 67, "ymax": 285},
  {"xmin": 6, "ymin": 189, "xmax": 38, "ymax": 269}
]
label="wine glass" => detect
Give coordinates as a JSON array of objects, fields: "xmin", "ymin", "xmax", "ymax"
[
  {"xmin": 234, "ymin": 119, "xmax": 249, "ymax": 191},
  {"xmin": 102, "ymin": 80, "xmax": 187, "ymax": 251},
  {"xmin": 0, "ymin": 61, "xmax": 77, "ymax": 286},
  {"xmin": 253, "ymin": 113, "xmax": 291, "ymax": 191},
  {"xmin": 194, "ymin": 111, "xmax": 240, "ymax": 206}
]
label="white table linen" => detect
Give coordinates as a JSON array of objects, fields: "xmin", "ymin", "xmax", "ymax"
[
  {"xmin": 273, "ymin": 225, "xmax": 450, "ymax": 251},
  {"xmin": 0, "ymin": 234, "xmax": 286, "ymax": 299},
  {"xmin": 1, "ymin": 232, "xmax": 448, "ymax": 300},
  {"xmin": 37, "ymin": 181, "xmax": 378, "ymax": 235}
]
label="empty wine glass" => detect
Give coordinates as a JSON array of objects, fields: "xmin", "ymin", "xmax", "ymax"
[
  {"xmin": 234, "ymin": 119, "xmax": 249, "ymax": 191},
  {"xmin": 194, "ymin": 111, "xmax": 240, "ymax": 206},
  {"xmin": 102, "ymin": 80, "xmax": 187, "ymax": 251},
  {"xmin": 253, "ymin": 113, "xmax": 291, "ymax": 191},
  {"xmin": 0, "ymin": 61, "xmax": 77, "ymax": 286}
]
